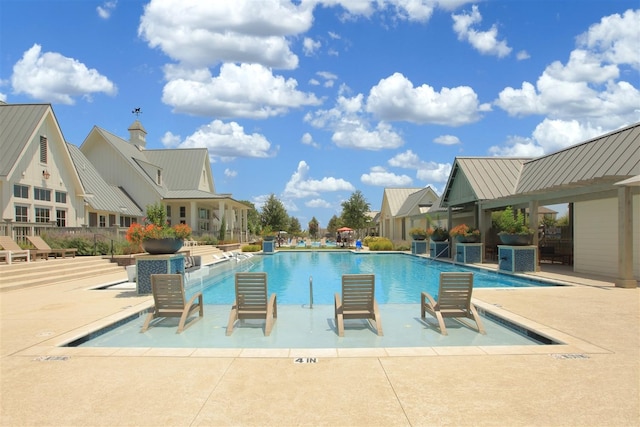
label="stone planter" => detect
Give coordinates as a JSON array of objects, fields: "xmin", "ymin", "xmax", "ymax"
[
  {"xmin": 455, "ymin": 235, "xmax": 481, "ymax": 243},
  {"xmin": 263, "ymin": 235, "xmax": 276, "ymax": 241},
  {"xmin": 411, "ymin": 235, "xmax": 427, "ymax": 241},
  {"xmin": 498, "ymin": 233, "xmax": 532, "ymax": 246},
  {"xmin": 142, "ymin": 238, "xmax": 183, "ymax": 254}
]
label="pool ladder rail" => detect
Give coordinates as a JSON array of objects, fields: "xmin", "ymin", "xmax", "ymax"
[{"xmin": 309, "ymin": 275, "xmax": 313, "ymax": 309}]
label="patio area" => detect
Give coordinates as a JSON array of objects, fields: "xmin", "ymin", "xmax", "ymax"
[{"xmin": 0, "ymin": 260, "xmax": 638, "ymax": 426}]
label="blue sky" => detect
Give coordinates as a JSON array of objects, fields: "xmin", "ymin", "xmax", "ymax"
[{"xmin": 1, "ymin": 1, "xmax": 638, "ymax": 228}]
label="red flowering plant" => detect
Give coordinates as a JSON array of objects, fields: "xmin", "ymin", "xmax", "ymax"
[
  {"xmin": 125, "ymin": 203, "xmax": 192, "ymax": 249},
  {"xmin": 449, "ymin": 224, "xmax": 481, "ymax": 238}
]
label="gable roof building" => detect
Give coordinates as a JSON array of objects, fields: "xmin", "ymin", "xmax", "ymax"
[
  {"xmin": 0, "ymin": 102, "xmax": 248, "ymax": 242},
  {"xmin": 439, "ymin": 123, "xmax": 639, "ymax": 287}
]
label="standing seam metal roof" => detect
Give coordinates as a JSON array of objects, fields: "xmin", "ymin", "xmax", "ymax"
[{"xmin": 0, "ymin": 104, "xmax": 51, "ymax": 176}]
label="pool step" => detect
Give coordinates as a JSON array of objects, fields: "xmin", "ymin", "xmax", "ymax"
[
  {"xmin": 0, "ymin": 256, "xmax": 124, "ymax": 292},
  {"xmin": 0, "ymin": 245, "xmax": 230, "ymax": 292}
]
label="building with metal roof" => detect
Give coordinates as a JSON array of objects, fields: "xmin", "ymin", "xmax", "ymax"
[
  {"xmin": 0, "ymin": 102, "xmax": 249, "ymax": 243},
  {"xmin": 439, "ymin": 122, "xmax": 639, "ymax": 288}
]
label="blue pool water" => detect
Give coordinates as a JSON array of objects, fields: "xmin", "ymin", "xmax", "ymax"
[
  {"xmin": 73, "ymin": 252, "xmax": 559, "ymax": 349},
  {"xmin": 189, "ymin": 252, "xmax": 550, "ymax": 305}
]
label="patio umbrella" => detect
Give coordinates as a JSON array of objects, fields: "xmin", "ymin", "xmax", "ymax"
[{"xmin": 337, "ymin": 227, "xmax": 353, "ymax": 232}]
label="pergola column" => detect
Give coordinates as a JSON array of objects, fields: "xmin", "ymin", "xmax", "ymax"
[{"xmin": 616, "ymin": 186, "xmax": 636, "ymax": 288}]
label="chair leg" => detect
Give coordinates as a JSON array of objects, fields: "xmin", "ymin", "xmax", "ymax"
[
  {"xmin": 435, "ymin": 311, "xmax": 448, "ymax": 335},
  {"xmin": 226, "ymin": 303, "xmax": 238, "ymax": 336},
  {"xmin": 373, "ymin": 301, "xmax": 383, "ymax": 336},
  {"xmin": 140, "ymin": 312, "xmax": 155, "ymax": 333},
  {"xmin": 469, "ymin": 304, "xmax": 486, "ymax": 335}
]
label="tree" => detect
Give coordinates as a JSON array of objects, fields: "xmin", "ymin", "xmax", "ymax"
[
  {"xmin": 289, "ymin": 217, "xmax": 302, "ymax": 234},
  {"xmin": 260, "ymin": 193, "xmax": 289, "ymax": 232},
  {"xmin": 327, "ymin": 215, "xmax": 342, "ymax": 234},
  {"xmin": 239, "ymin": 200, "xmax": 261, "ymax": 235},
  {"xmin": 340, "ymin": 190, "xmax": 370, "ymax": 231},
  {"xmin": 308, "ymin": 217, "xmax": 319, "ymax": 238}
]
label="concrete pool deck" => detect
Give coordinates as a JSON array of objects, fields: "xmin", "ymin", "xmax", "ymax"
[{"xmin": 1, "ymin": 259, "xmax": 638, "ymax": 426}]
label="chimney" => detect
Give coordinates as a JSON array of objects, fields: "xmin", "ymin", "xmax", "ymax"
[{"xmin": 128, "ymin": 119, "xmax": 147, "ymax": 150}]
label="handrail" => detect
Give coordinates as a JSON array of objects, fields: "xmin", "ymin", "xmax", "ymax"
[{"xmin": 309, "ymin": 275, "xmax": 313, "ymax": 309}]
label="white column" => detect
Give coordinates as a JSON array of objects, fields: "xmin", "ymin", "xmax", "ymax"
[
  {"xmin": 189, "ymin": 201, "xmax": 197, "ymax": 229},
  {"xmin": 616, "ymin": 187, "xmax": 636, "ymax": 288}
]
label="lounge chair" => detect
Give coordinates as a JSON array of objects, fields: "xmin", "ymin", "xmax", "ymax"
[
  {"xmin": 141, "ymin": 274, "xmax": 203, "ymax": 333},
  {"xmin": 334, "ymin": 274, "xmax": 383, "ymax": 336},
  {"xmin": 420, "ymin": 272, "xmax": 486, "ymax": 335},
  {"xmin": 26, "ymin": 235, "xmax": 77, "ymax": 258},
  {"xmin": 227, "ymin": 272, "xmax": 277, "ymax": 336},
  {"xmin": 0, "ymin": 237, "xmax": 31, "ymax": 264}
]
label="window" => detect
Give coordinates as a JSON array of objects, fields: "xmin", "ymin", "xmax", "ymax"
[
  {"xmin": 56, "ymin": 209, "xmax": 66, "ymax": 227},
  {"xmin": 15, "ymin": 206, "xmax": 28, "ymax": 222},
  {"xmin": 198, "ymin": 208, "xmax": 210, "ymax": 231},
  {"xmin": 119, "ymin": 216, "xmax": 135, "ymax": 227},
  {"xmin": 40, "ymin": 136, "xmax": 47, "ymax": 163},
  {"xmin": 99, "ymin": 215, "xmax": 106, "ymax": 227},
  {"xmin": 109, "ymin": 214, "xmax": 116, "ymax": 226},
  {"xmin": 34, "ymin": 187, "xmax": 51, "ymax": 201},
  {"xmin": 13, "ymin": 184, "xmax": 28, "ymax": 198},
  {"xmin": 179, "ymin": 206, "xmax": 186, "ymax": 218},
  {"xmin": 157, "ymin": 170, "xmax": 162, "ymax": 185},
  {"xmin": 166, "ymin": 205, "xmax": 172, "ymax": 217},
  {"xmin": 35, "ymin": 207, "xmax": 50, "ymax": 223},
  {"xmin": 55, "ymin": 191, "xmax": 67, "ymax": 203}
]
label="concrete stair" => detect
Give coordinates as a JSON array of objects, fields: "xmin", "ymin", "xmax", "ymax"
[
  {"xmin": 0, "ymin": 256, "xmax": 124, "ymax": 292},
  {"xmin": 0, "ymin": 245, "xmax": 229, "ymax": 292}
]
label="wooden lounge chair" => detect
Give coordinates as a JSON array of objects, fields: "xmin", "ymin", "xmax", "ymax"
[
  {"xmin": 421, "ymin": 272, "xmax": 486, "ymax": 335},
  {"xmin": 0, "ymin": 236, "xmax": 31, "ymax": 264},
  {"xmin": 26, "ymin": 235, "xmax": 77, "ymax": 258},
  {"xmin": 227, "ymin": 272, "xmax": 277, "ymax": 336},
  {"xmin": 334, "ymin": 274, "xmax": 383, "ymax": 337},
  {"xmin": 141, "ymin": 274, "xmax": 203, "ymax": 333}
]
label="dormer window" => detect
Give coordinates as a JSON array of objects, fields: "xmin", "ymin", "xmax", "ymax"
[
  {"xmin": 40, "ymin": 136, "xmax": 47, "ymax": 163},
  {"xmin": 157, "ymin": 169, "xmax": 162, "ymax": 185}
]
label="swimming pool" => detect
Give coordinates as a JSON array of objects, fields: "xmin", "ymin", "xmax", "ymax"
[
  {"xmin": 71, "ymin": 252, "xmax": 560, "ymax": 349},
  {"xmin": 189, "ymin": 252, "xmax": 551, "ymax": 305}
]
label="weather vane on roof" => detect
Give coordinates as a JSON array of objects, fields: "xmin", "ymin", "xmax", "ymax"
[{"xmin": 132, "ymin": 107, "xmax": 142, "ymax": 117}]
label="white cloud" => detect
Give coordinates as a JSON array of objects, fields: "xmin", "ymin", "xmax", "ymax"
[
  {"xmin": 224, "ymin": 168, "xmax": 237, "ymax": 178},
  {"xmin": 139, "ymin": 0, "xmax": 314, "ymax": 69},
  {"xmin": 11, "ymin": 44, "xmax": 116, "ymax": 104},
  {"xmin": 305, "ymin": 92, "xmax": 404, "ymax": 150},
  {"xmin": 388, "ymin": 150, "xmax": 451, "ymax": 183},
  {"xmin": 0, "ymin": 92, "xmax": 6, "ymax": 102},
  {"xmin": 578, "ymin": 9, "xmax": 640, "ymax": 70},
  {"xmin": 301, "ymin": 132, "xmax": 320, "ymax": 148},
  {"xmin": 532, "ymin": 119, "xmax": 604, "ymax": 153},
  {"xmin": 495, "ymin": 10, "xmax": 640, "ymax": 132},
  {"xmin": 516, "ymin": 50, "xmax": 530, "ymax": 61},
  {"xmin": 366, "ymin": 72, "xmax": 486, "ymax": 126},
  {"xmin": 162, "ymin": 63, "xmax": 321, "ymax": 118},
  {"xmin": 452, "ymin": 5, "xmax": 512, "ymax": 58},
  {"xmin": 361, "ymin": 166, "xmax": 412, "ymax": 187},
  {"xmin": 488, "ymin": 135, "xmax": 544, "ymax": 157},
  {"xmin": 433, "ymin": 135, "xmax": 461, "ymax": 145},
  {"xmin": 317, "ymin": 71, "xmax": 338, "ymax": 88},
  {"xmin": 303, "ymin": 37, "xmax": 322, "ymax": 56},
  {"xmin": 306, "ymin": 198, "xmax": 333, "ymax": 208},
  {"xmin": 97, "ymin": 1, "xmax": 117, "ymax": 19},
  {"xmin": 284, "ymin": 160, "xmax": 355, "ymax": 198},
  {"xmin": 161, "ymin": 131, "xmax": 181, "ymax": 148},
  {"xmin": 176, "ymin": 119, "xmax": 274, "ymax": 160}
]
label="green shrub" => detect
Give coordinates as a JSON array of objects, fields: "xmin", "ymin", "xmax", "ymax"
[
  {"xmin": 198, "ymin": 234, "xmax": 218, "ymax": 245},
  {"xmin": 394, "ymin": 244, "xmax": 410, "ymax": 251},
  {"xmin": 242, "ymin": 244, "xmax": 261, "ymax": 252},
  {"xmin": 368, "ymin": 237, "xmax": 393, "ymax": 251}
]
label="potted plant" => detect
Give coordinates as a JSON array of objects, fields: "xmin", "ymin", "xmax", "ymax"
[
  {"xmin": 409, "ymin": 227, "xmax": 427, "ymax": 240},
  {"xmin": 449, "ymin": 224, "xmax": 481, "ymax": 243},
  {"xmin": 427, "ymin": 226, "xmax": 449, "ymax": 242},
  {"xmin": 126, "ymin": 203, "xmax": 192, "ymax": 254},
  {"xmin": 495, "ymin": 206, "xmax": 533, "ymax": 245},
  {"xmin": 261, "ymin": 226, "xmax": 276, "ymax": 241}
]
